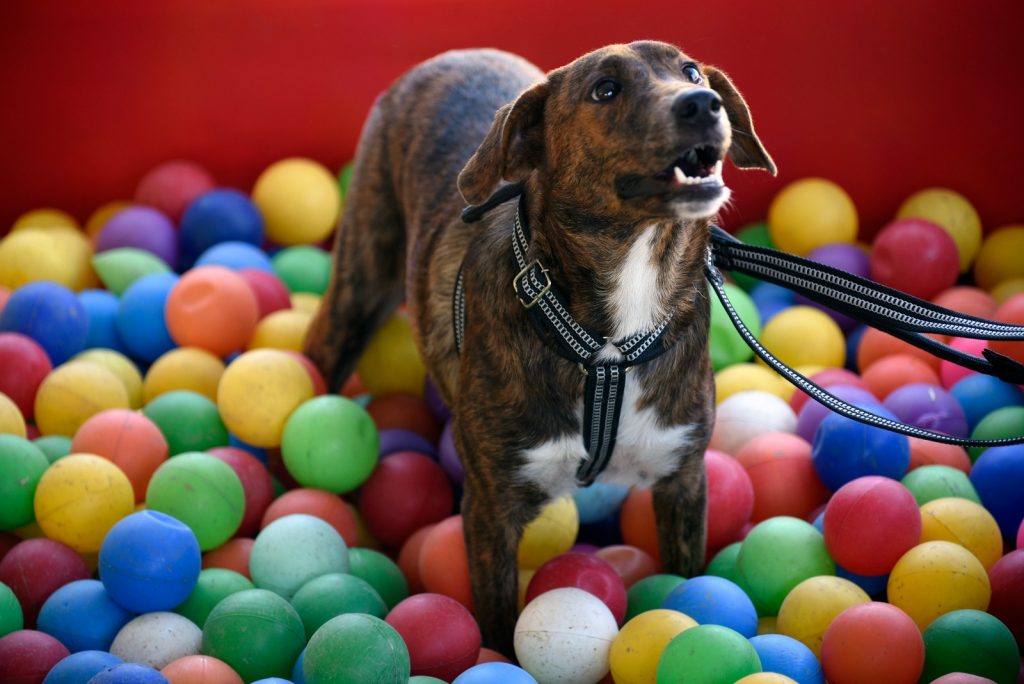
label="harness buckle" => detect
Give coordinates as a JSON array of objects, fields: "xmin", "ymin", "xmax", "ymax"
[{"xmin": 513, "ymin": 259, "xmax": 551, "ymax": 309}]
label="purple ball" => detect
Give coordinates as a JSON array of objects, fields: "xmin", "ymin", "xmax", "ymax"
[
  {"xmin": 378, "ymin": 428, "xmax": 437, "ymax": 459},
  {"xmin": 796, "ymin": 385, "xmax": 880, "ymax": 443},
  {"xmin": 438, "ymin": 420, "xmax": 465, "ymax": 483},
  {"xmin": 423, "ymin": 376, "xmax": 451, "ymax": 423},
  {"xmin": 795, "ymin": 243, "xmax": 870, "ymax": 332},
  {"xmin": 96, "ymin": 207, "xmax": 179, "ymax": 270},
  {"xmin": 882, "ymin": 382, "xmax": 968, "ymax": 438}
]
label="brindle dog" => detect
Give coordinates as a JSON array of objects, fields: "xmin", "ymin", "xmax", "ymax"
[{"xmin": 305, "ymin": 40, "xmax": 775, "ymax": 654}]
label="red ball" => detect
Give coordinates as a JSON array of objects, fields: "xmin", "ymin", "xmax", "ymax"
[
  {"xmin": 736, "ymin": 432, "xmax": 828, "ymax": 522},
  {"xmin": 398, "ymin": 524, "xmax": 436, "ymax": 595},
  {"xmin": 0, "ymin": 333, "xmax": 52, "ymax": 421},
  {"xmin": 134, "ymin": 160, "xmax": 215, "ymax": 222},
  {"xmin": 790, "ymin": 367, "xmax": 866, "ymax": 414},
  {"xmin": 207, "ymin": 446, "xmax": 275, "ymax": 538},
  {"xmin": 201, "ymin": 537, "xmax": 253, "ymax": 579},
  {"xmin": 366, "ymin": 394, "xmax": 442, "ymax": 444},
  {"xmin": 988, "ymin": 294, "xmax": 1024, "ymax": 368},
  {"xmin": 0, "ymin": 532, "xmax": 19, "ymax": 562},
  {"xmin": 592, "ymin": 544, "xmax": 659, "ymax": 589},
  {"xmin": 823, "ymin": 476, "xmax": 921, "ymax": 576},
  {"xmin": 987, "ymin": 549, "xmax": 1024, "ymax": 648},
  {"xmin": 705, "ymin": 449, "xmax": 754, "ymax": 555},
  {"xmin": 860, "ymin": 353, "xmax": 940, "ymax": 400},
  {"xmin": 260, "ymin": 487, "xmax": 358, "ymax": 547},
  {"xmin": 525, "ymin": 552, "xmax": 627, "ymax": 624},
  {"xmin": 358, "ymin": 451, "xmax": 454, "ymax": 549},
  {"xmin": 418, "ymin": 516, "xmax": 472, "ymax": 610},
  {"xmin": 869, "ymin": 218, "xmax": 960, "ymax": 300},
  {"xmin": 385, "ymin": 592, "xmax": 481, "ymax": 681},
  {"xmin": 0, "ymin": 630, "xmax": 71, "ymax": 684},
  {"xmin": 70, "ymin": 409, "xmax": 169, "ymax": 502},
  {"xmin": 0, "ymin": 539, "xmax": 90, "ymax": 628},
  {"xmin": 821, "ymin": 602, "xmax": 924, "ymax": 684},
  {"xmin": 619, "ymin": 488, "xmax": 659, "ymax": 564},
  {"xmin": 932, "ymin": 286, "xmax": 998, "ymax": 319},
  {"xmin": 282, "ymin": 351, "xmax": 327, "ymax": 396},
  {"xmin": 237, "ymin": 268, "xmax": 292, "ymax": 320}
]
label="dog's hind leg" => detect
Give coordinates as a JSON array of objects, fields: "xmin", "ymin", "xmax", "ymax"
[
  {"xmin": 652, "ymin": 452, "xmax": 708, "ymax": 577},
  {"xmin": 304, "ymin": 102, "xmax": 407, "ymax": 392}
]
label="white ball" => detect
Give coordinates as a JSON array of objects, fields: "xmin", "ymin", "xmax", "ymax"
[
  {"xmin": 514, "ymin": 587, "xmax": 618, "ymax": 683},
  {"xmin": 109, "ymin": 612, "xmax": 202, "ymax": 669},
  {"xmin": 710, "ymin": 390, "xmax": 796, "ymax": 455}
]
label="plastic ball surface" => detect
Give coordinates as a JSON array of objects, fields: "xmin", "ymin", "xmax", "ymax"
[
  {"xmin": 749, "ymin": 633, "xmax": 824, "ymax": 684},
  {"xmin": 736, "ymin": 432, "xmax": 827, "ymax": 522},
  {"xmin": 91, "ymin": 248, "xmax": 172, "ymax": 296},
  {"xmin": 969, "ymin": 443, "xmax": 1024, "ymax": 539},
  {"xmin": 109, "ymin": 612, "xmax": 203, "ymax": 670},
  {"xmin": 249, "ymin": 514, "xmax": 349, "ymax": 599},
  {"xmin": 710, "ymin": 390, "xmax": 797, "ymax": 456},
  {"xmin": 609, "ymin": 609, "xmax": 697, "ymax": 684},
  {"xmin": 517, "ymin": 497, "xmax": 579, "ymax": 570},
  {"xmin": 882, "ymin": 382, "xmax": 968, "ymax": 438},
  {"xmin": 71, "ymin": 409, "xmax": 168, "ymax": 502},
  {"xmin": 37, "ymin": 579, "xmax": 135, "ymax": 652},
  {"xmin": 820, "ymin": 602, "xmax": 924, "ymax": 684},
  {"xmin": 655, "ymin": 624, "xmax": 763, "ymax": 684},
  {"xmin": 0, "ymin": 282, "xmax": 89, "ymax": 366},
  {"xmin": 974, "ymin": 224, "xmax": 1024, "ymax": 291},
  {"xmin": 0, "ymin": 435, "xmax": 49, "ymax": 530},
  {"xmin": 303, "ymin": 613, "xmax": 410, "ymax": 684},
  {"xmin": 217, "ymin": 349, "xmax": 314, "ymax": 448},
  {"xmin": 869, "ymin": 218, "xmax": 959, "ymax": 300},
  {"xmin": 709, "ymin": 282, "xmax": 761, "ymax": 370},
  {"xmin": 384, "ymin": 593, "xmax": 480, "ymax": 681},
  {"xmin": 902, "ymin": 464, "xmax": 979, "ymax": 506},
  {"xmin": 134, "ymin": 159, "xmax": 215, "ymax": 222},
  {"xmin": 704, "ymin": 448, "xmax": 755, "ymax": 552},
  {"xmin": 34, "ymin": 361, "xmax": 131, "ymax": 437},
  {"xmin": 0, "ymin": 332, "xmax": 52, "ymax": 420},
  {"xmin": 919, "ymin": 609, "xmax": 1020, "ymax": 684},
  {"xmin": 160, "ymin": 654, "xmax": 244, "ymax": 684},
  {"xmin": 759, "ymin": 306, "xmax": 846, "ymax": 370},
  {"xmin": 86, "ymin": 662, "xmax": 171, "ymax": 684},
  {"xmin": 142, "ymin": 347, "xmax": 227, "ymax": 404},
  {"xmin": 811, "ymin": 408, "xmax": 911, "ymax": 491},
  {"xmin": 525, "ymin": 553, "xmax": 627, "ymax": 625},
  {"xmin": 0, "ymin": 538, "xmax": 91, "ymax": 628},
  {"xmin": 42, "ymin": 650, "xmax": 124, "ymax": 684},
  {"xmin": 165, "ymin": 266, "xmax": 259, "ymax": 357},
  {"xmin": 252, "ymin": 158, "xmax": 341, "ymax": 246},
  {"xmin": 453, "ymin": 662, "xmax": 538, "ymax": 684},
  {"xmin": 292, "ymin": 571, "xmax": 387, "ymax": 639},
  {"xmin": 96, "ymin": 206, "xmax": 179, "ymax": 270},
  {"xmin": 919, "ymin": 497, "xmax": 1003, "ymax": 570},
  {"xmin": 0, "ymin": 629, "xmax": 71, "ymax": 684},
  {"xmin": 887, "ymin": 541, "xmax": 991, "ymax": 631},
  {"xmin": 768, "ymin": 177, "xmax": 857, "ymax": 256},
  {"xmin": 661, "ymin": 574, "xmax": 757, "ymax": 637},
  {"xmin": 116, "ymin": 272, "xmax": 179, "ymax": 363},
  {"xmin": 775, "ymin": 575, "xmax": 870, "ymax": 657},
  {"xmin": 896, "ymin": 187, "xmax": 981, "ymax": 272},
  {"xmin": 355, "ymin": 313, "xmax": 427, "ymax": 398},
  {"xmin": 179, "ymin": 188, "xmax": 265, "ymax": 263}
]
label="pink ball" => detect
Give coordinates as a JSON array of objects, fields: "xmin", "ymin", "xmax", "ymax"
[
  {"xmin": 939, "ymin": 337, "xmax": 988, "ymax": 388},
  {"xmin": 0, "ymin": 630, "xmax": 71, "ymax": 684},
  {"xmin": 0, "ymin": 539, "xmax": 91, "ymax": 628},
  {"xmin": 96, "ymin": 206, "xmax": 179, "ymax": 270},
  {"xmin": 134, "ymin": 160, "xmax": 216, "ymax": 222},
  {"xmin": 0, "ymin": 333, "xmax": 52, "ymax": 420},
  {"xmin": 238, "ymin": 268, "xmax": 292, "ymax": 320},
  {"xmin": 524, "ymin": 552, "xmax": 627, "ymax": 624},
  {"xmin": 870, "ymin": 218, "xmax": 960, "ymax": 301},
  {"xmin": 987, "ymin": 549, "xmax": 1024, "ymax": 648},
  {"xmin": 385, "ymin": 592, "xmax": 481, "ymax": 681},
  {"xmin": 358, "ymin": 451, "xmax": 454, "ymax": 548},
  {"xmin": 928, "ymin": 675, "xmax": 1001, "ymax": 684},
  {"xmin": 823, "ymin": 476, "xmax": 921, "ymax": 576},
  {"xmin": 789, "ymin": 367, "xmax": 867, "ymax": 414},
  {"xmin": 207, "ymin": 446, "xmax": 275, "ymax": 538},
  {"xmin": 705, "ymin": 449, "xmax": 754, "ymax": 555}
]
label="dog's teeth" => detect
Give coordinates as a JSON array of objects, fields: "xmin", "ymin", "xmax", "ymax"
[{"xmin": 674, "ymin": 166, "xmax": 687, "ymax": 184}]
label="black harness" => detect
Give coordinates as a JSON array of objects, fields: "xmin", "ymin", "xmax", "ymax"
[{"xmin": 455, "ymin": 182, "xmax": 1024, "ymax": 486}]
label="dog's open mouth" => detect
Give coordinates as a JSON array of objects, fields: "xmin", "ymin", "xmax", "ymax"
[{"xmin": 615, "ymin": 143, "xmax": 726, "ymax": 201}]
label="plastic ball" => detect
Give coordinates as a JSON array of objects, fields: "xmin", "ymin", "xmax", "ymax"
[
  {"xmin": 0, "ymin": 581, "xmax": 22, "ymax": 638},
  {"xmin": 134, "ymin": 160, "xmax": 215, "ymax": 222},
  {"xmin": 42, "ymin": 650, "xmax": 124, "ymax": 684},
  {"xmin": 165, "ymin": 267, "xmax": 259, "ymax": 357},
  {"xmin": 888, "ymin": 541, "xmax": 991, "ymax": 630},
  {"xmin": 110, "ymin": 612, "xmax": 203, "ymax": 669},
  {"xmin": 34, "ymin": 361, "xmax": 130, "ymax": 437},
  {"xmin": 0, "ymin": 630, "xmax": 71, "ymax": 684},
  {"xmin": 303, "ymin": 613, "xmax": 410, "ymax": 684},
  {"xmin": 709, "ymin": 282, "xmax": 761, "ymax": 370},
  {"xmin": 246, "ymin": 309, "xmax": 313, "ymax": 352},
  {"xmin": 655, "ymin": 624, "xmax": 762, "ymax": 684},
  {"xmin": 0, "ymin": 333, "xmax": 52, "ymax": 420},
  {"xmin": 819, "ymin": 602, "xmax": 924, "ymax": 684},
  {"xmin": 572, "ymin": 482, "xmax": 629, "ymax": 525},
  {"xmin": 91, "ymin": 248, "xmax": 171, "ymax": 296},
  {"xmin": 418, "ymin": 516, "xmax": 472, "ymax": 609},
  {"xmin": 347, "ymin": 548, "xmax": 409, "ymax": 612},
  {"xmin": 249, "ymin": 514, "xmax": 349, "ymax": 599},
  {"xmin": 715, "ymin": 363, "xmax": 790, "ymax": 404},
  {"xmin": 145, "ymin": 452, "xmax": 244, "ymax": 551},
  {"xmin": 33, "ymin": 435, "xmax": 71, "ymax": 464},
  {"xmin": 0, "ymin": 282, "xmax": 89, "ymax": 366},
  {"xmin": 96, "ymin": 206, "xmax": 179, "ymax": 270},
  {"xmin": 271, "ymin": 246, "xmax": 332, "ymax": 295},
  {"xmin": 710, "ymin": 390, "xmax": 797, "ymax": 455},
  {"xmin": 194, "ymin": 241, "xmax": 273, "ymax": 272},
  {"xmin": 704, "ymin": 448, "xmax": 755, "ymax": 552},
  {"xmin": 0, "ymin": 227, "xmax": 96, "ymax": 292},
  {"xmin": 292, "ymin": 573, "xmax": 386, "ymax": 639},
  {"xmin": 116, "ymin": 272, "xmax": 179, "ymax": 363},
  {"xmin": 869, "ymin": 218, "xmax": 959, "ymax": 300},
  {"xmin": 384, "ymin": 593, "xmax": 480, "ymax": 681},
  {"xmin": 88, "ymin": 663, "xmax": 171, "ymax": 684},
  {"xmin": 356, "ymin": 313, "xmax": 427, "ymax": 398},
  {"xmin": 789, "ymin": 367, "xmax": 866, "ymax": 414},
  {"xmin": 37, "ymin": 579, "xmax": 135, "ymax": 652},
  {"xmin": 919, "ymin": 497, "xmax": 1002, "ymax": 570},
  {"xmin": 950, "ymin": 374, "xmax": 1024, "ymax": 433},
  {"xmin": 0, "ymin": 392, "xmax": 26, "ymax": 437},
  {"xmin": 357, "ymin": 451, "xmax": 452, "ymax": 548},
  {"xmin": 217, "ymin": 350, "xmax": 314, "ymax": 448},
  {"xmin": 593, "ymin": 545, "xmax": 658, "ymax": 589},
  {"xmin": 72, "ymin": 349, "xmax": 142, "ymax": 410},
  {"xmin": 987, "ymin": 549, "xmax": 1024, "ymax": 648},
  {"xmin": 776, "ymin": 575, "xmax": 870, "ymax": 657},
  {"xmin": 970, "ymin": 444, "xmax": 1024, "ymax": 540},
  {"xmin": 142, "ymin": 391, "xmax": 228, "ymax": 456},
  {"xmin": 768, "ymin": 178, "xmax": 857, "ymax": 256},
  {"xmin": 11, "ymin": 208, "xmax": 78, "ymax": 232},
  {"xmin": 0, "ymin": 539, "xmax": 90, "ymax": 628},
  {"xmin": 172, "ymin": 567, "xmax": 253, "ymax": 629},
  {"xmin": 518, "ymin": 497, "xmax": 579, "ymax": 570},
  {"xmin": 618, "ymin": 488, "xmax": 660, "ymax": 563},
  {"xmin": 791, "ymin": 243, "xmax": 870, "ymax": 331},
  {"xmin": 919, "ymin": 609, "xmax": 1020, "ymax": 683},
  {"xmin": 736, "ymin": 516, "xmax": 835, "ymax": 616},
  {"xmin": 736, "ymin": 432, "xmax": 827, "ymax": 522},
  {"xmin": 238, "ymin": 269, "xmax": 292, "ymax": 320},
  {"xmin": 811, "ymin": 406, "xmax": 911, "ymax": 491},
  {"xmin": 0, "ymin": 435, "xmax": 49, "ymax": 530},
  {"xmin": 759, "ymin": 306, "xmax": 845, "ymax": 370},
  {"xmin": 859, "ymin": 353, "xmax": 940, "ymax": 401},
  {"xmin": 749, "ymin": 633, "xmax": 823, "ymax": 684},
  {"xmin": 180, "ymin": 189, "xmax": 264, "ymax": 264},
  {"xmin": 260, "ymin": 488, "xmax": 358, "ymax": 547},
  {"xmin": 452, "ymin": 662, "xmax": 537, "ymax": 683},
  {"xmin": 662, "ymin": 574, "xmax": 757, "ymax": 637},
  {"xmin": 856, "ymin": 327, "xmax": 944, "ymax": 374},
  {"xmin": 206, "ymin": 447, "xmax": 273, "ymax": 538},
  {"xmin": 160, "ymin": 655, "xmax": 244, "ymax": 684},
  {"xmin": 883, "ymin": 382, "xmax": 967, "ymax": 438},
  {"xmin": 71, "ymin": 410, "xmax": 168, "ymax": 502},
  {"xmin": 252, "ymin": 158, "xmax": 340, "ymax": 246},
  {"xmin": 202, "ymin": 589, "xmax": 305, "ymax": 681},
  {"xmin": 524, "ymin": 553, "xmax": 626, "ymax": 625},
  {"xmin": 750, "ymin": 282, "xmax": 796, "ymax": 325},
  {"xmin": 987, "ymin": 294, "xmax": 1024, "ymax": 368},
  {"xmin": 902, "ymin": 465, "xmax": 980, "ymax": 506},
  {"xmin": 937, "ymin": 337, "xmax": 987, "ymax": 389},
  {"xmin": 609, "ymin": 609, "xmax": 696, "ymax": 684},
  {"xmin": 896, "ymin": 187, "xmax": 981, "ymax": 273},
  {"xmin": 973, "ymin": 224, "xmax": 1024, "ymax": 291},
  {"xmin": 968, "ymin": 406, "xmax": 1024, "ymax": 463},
  {"xmin": 201, "ymin": 538, "xmax": 253, "ymax": 579},
  {"xmin": 365, "ymin": 394, "xmax": 441, "ymax": 444},
  {"xmin": 624, "ymin": 574, "xmax": 686, "ymax": 622},
  {"xmin": 143, "ymin": 348, "xmax": 225, "ymax": 404}
]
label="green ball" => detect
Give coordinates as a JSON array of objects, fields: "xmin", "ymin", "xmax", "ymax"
[
  {"xmin": 281, "ymin": 395, "xmax": 379, "ymax": 494},
  {"xmin": 968, "ymin": 406, "xmax": 1024, "ymax": 462},
  {"xmin": 92, "ymin": 247, "xmax": 172, "ymax": 295},
  {"xmin": 32, "ymin": 435, "xmax": 73, "ymax": 464},
  {"xmin": 709, "ymin": 282, "xmax": 761, "ymax": 371},
  {"xmin": 291, "ymin": 572, "xmax": 387, "ymax": 639},
  {"xmin": 142, "ymin": 390, "xmax": 229, "ymax": 455},
  {"xmin": 736, "ymin": 516, "xmax": 835, "ymax": 616},
  {"xmin": 902, "ymin": 464, "xmax": 981, "ymax": 506},
  {"xmin": 304, "ymin": 613, "xmax": 410, "ymax": 684},
  {"xmin": 0, "ymin": 434, "xmax": 49, "ymax": 530},
  {"xmin": 145, "ymin": 451, "xmax": 245, "ymax": 550},
  {"xmin": 705, "ymin": 542, "xmax": 744, "ymax": 585},
  {"xmin": 250, "ymin": 514, "xmax": 349, "ymax": 599},
  {"xmin": 731, "ymin": 222, "xmax": 776, "ymax": 291},
  {"xmin": 0, "ymin": 581, "xmax": 24, "ymax": 637},
  {"xmin": 920, "ymin": 609, "xmax": 1020, "ymax": 683},
  {"xmin": 202, "ymin": 588, "xmax": 306, "ymax": 682},
  {"xmin": 656, "ymin": 624, "xmax": 762, "ymax": 683},
  {"xmin": 271, "ymin": 245, "xmax": 332, "ymax": 295},
  {"xmin": 624, "ymin": 574, "xmax": 686, "ymax": 622},
  {"xmin": 338, "ymin": 161, "xmax": 355, "ymax": 199},
  {"xmin": 346, "ymin": 547, "xmax": 409, "ymax": 611},
  {"xmin": 408, "ymin": 678, "xmax": 446, "ymax": 684},
  {"xmin": 174, "ymin": 568, "xmax": 254, "ymax": 628}
]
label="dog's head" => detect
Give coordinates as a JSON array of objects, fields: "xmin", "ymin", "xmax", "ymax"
[{"xmin": 459, "ymin": 41, "xmax": 775, "ymax": 223}]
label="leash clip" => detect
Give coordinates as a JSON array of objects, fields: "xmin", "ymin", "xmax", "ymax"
[{"xmin": 514, "ymin": 259, "xmax": 551, "ymax": 308}]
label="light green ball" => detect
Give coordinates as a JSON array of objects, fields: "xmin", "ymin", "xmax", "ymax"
[
  {"xmin": 902, "ymin": 464, "xmax": 981, "ymax": 506},
  {"xmin": 656, "ymin": 624, "xmax": 762, "ymax": 683},
  {"xmin": 250, "ymin": 514, "xmax": 349, "ymax": 599},
  {"xmin": 709, "ymin": 282, "xmax": 761, "ymax": 371}
]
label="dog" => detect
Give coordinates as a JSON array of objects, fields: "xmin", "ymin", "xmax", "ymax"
[{"xmin": 305, "ymin": 40, "xmax": 775, "ymax": 655}]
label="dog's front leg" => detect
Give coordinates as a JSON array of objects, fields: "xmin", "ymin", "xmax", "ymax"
[{"xmin": 652, "ymin": 451, "xmax": 708, "ymax": 577}]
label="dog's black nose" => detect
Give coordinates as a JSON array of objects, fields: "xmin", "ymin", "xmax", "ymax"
[{"xmin": 674, "ymin": 89, "xmax": 723, "ymax": 127}]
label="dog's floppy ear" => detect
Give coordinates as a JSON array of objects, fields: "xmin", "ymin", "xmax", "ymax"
[
  {"xmin": 458, "ymin": 82, "xmax": 549, "ymax": 205},
  {"xmin": 703, "ymin": 66, "xmax": 777, "ymax": 176}
]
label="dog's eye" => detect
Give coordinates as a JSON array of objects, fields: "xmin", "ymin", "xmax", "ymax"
[
  {"xmin": 683, "ymin": 65, "xmax": 704, "ymax": 85},
  {"xmin": 590, "ymin": 79, "xmax": 621, "ymax": 102}
]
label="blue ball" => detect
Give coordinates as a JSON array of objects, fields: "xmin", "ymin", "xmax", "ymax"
[
  {"xmin": 99, "ymin": 510, "xmax": 202, "ymax": 613},
  {"xmin": 453, "ymin": 662, "xmax": 539, "ymax": 684},
  {"xmin": 950, "ymin": 374, "xmax": 1024, "ymax": 431},
  {"xmin": 195, "ymin": 241, "xmax": 273, "ymax": 272},
  {"xmin": 78, "ymin": 289, "xmax": 126, "ymax": 353},
  {"xmin": 37, "ymin": 579, "xmax": 135, "ymax": 652},
  {"xmin": 292, "ymin": 648, "xmax": 306, "ymax": 684},
  {"xmin": 749, "ymin": 633, "xmax": 824, "ymax": 684},
  {"xmin": 970, "ymin": 444, "xmax": 1024, "ymax": 540},
  {"xmin": 43, "ymin": 650, "xmax": 124, "ymax": 684},
  {"xmin": 573, "ymin": 482, "xmax": 630, "ymax": 524},
  {"xmin": 116, "ymin": 272, "xmax": 178, "ymax": 363},
  {"xmin": 811, "ymin": 404, "xmax": 911, "ymax": 491},
  {"xmin": 0, "ymin": 281, "xmax": 88, "ymax": 364},
  {"xmin": 835, "ymin": 565, "xmax": 888, "ymax": 598},
  {"xmin": 845, "ymin": 325, "xmax": 867, "ymax": 372},
  {"xmin": 660, "ymin": 574, "xmax": 758, "ymax": 638},
  {"xmin": 180, "ymin": 189, "xmax": 265, "ymax": 266},
  {"xmin": 86, "ymin": 663, "xmax": 169, "ymax": 684},
  {"xmin": 750, "ymin": 282, "xmax": 796, "ymax": 325}
]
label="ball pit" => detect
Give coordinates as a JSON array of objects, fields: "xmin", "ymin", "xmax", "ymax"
[
  {"xmin": 735, "ymin": 432, "xmax": 827, "ymax": 522},
  {"xmin": 760, "ymin": 306, "xmax": 846, "ymax": 369},
  {"xmin": 160, "ymin": 655, "xmax": 244, "ymax": 684},
  {"xmin": 0, "ymin": 630, "xmax": 71, "ymax": 684},
  {"xmin": 251, "ymin": 158, "xmax": 341, "ymax": 246},
  {"xmin": 217, "ymin": 349, "xmax": 314, "ymax": 448},
  {"xmin": 0, "ymin": 282, "xmax": 89, "ymax": 365},
  {"xmin": 142, "ymin": 348, "xmax": 225, "ymax": 404},
  {"xmin": 346, "ymin": 547, "xmax": 409, "ymax": 611},
  {"xmin": 919, "ymin": 497, "xmax": 1003, "ymax": 570},
  {"xmin": 165, "ymin": 266, "xmax": 259, "ymax": 357},
  {"xmin": 91, "ymin": 248, "xmax": 172, "ymax": 296},
  {"xmin": 709, "ymin": 282, "xmax": 761, "ymax": 370},
  {"xmin": 969, "ymin": 443, "xmax": 1024, "ymax": 539},
  {"xmin": 260, "ymin": 487, "xmax": 359, "ymax": 547},
  {"xmin": 116, "ymin": 271, "xmax": 179, "ymax": 363},
  {"xmin": 87, "ymin": 662, "xmax": 171, "ymax": 684},
  {"xmin": 172, "ymin": 568, "xmax": 253, "ymax": 629},
  {"xmin": 710, "ymin": 390, "xmax": 797, "ymax": 455},
  {"xmin": 869, "ymin": 217, "xmax": 960, "ymax": 300},
  {"xmin": 303, "ymin": 613, "xmax": 409, "ymax": 684},
  {"xmin": 0, "ymin": 332, "xmax": 52, "ymax": 421},
  {"xmin": 524, "ymin": 553, "xmax": 627, "ymax": 625},
  {"xmin": 71, "ymin": 409, "xmax": 168, "ymax": 502},
  {"xmin": 748, "ymin": 634, "xmax": 823, "ymax": 684},
  {"xmin": 811, "ymin": 406, "xmax": 911, "ymax": 490},
  {"xmin": 0, "ymin": 435, "xmax": 49, "ymax": 530}
]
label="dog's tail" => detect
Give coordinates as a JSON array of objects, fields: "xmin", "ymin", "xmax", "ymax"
[{"xmin": 304, "ymin": 100, "xmax": 406, "ymax": 392}]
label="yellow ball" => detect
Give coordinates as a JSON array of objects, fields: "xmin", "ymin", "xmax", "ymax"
[
  {"xmin": 518, "ymin": 568, "xmax": 535, "ymax": 612},
  {"xmin": 11, "ymin": 208, "xmax": 78, "ymax": 232},
  {"xmin": 356, "ymin": 312, "xmax": 427, "ymax": 398},
  {"xmin": 252, "ymin": 157, "xmax": 341, "ymax": 245},
  {"xmin": 34, "ymin": 362, "xmax": 131, "ymax": 436},
  {"xmin": 74, "ymin": 349, "xmax": 144, "ymax": 409},
  {"xmin": 887, "ymin": 540, "xmax": 991, "ymax": 631},
  {"xmin": 34, "ymin": 454, "xmax": 134, "ymax": 552},
  {"xmin": 518, "ymin": 496, "xmax": 579, "ymax": 569},
  {"xmin": 776, "ymin": 575, "xmax": 870, "ymax": 657},
  {"xmin": 735, "ymin": 675, "xmax": 799, "ymax": 684},
  {"xmin": 85, "ymin": 200, "xmax": 132, "ymax": 240},
  {"xmin": 609, "ymin": 609, "xmax": 697, "ymax": 684},
  {"xmin": 143, "ymin": 347, "xmax": 225, "ymax": 404},
  {"xmin": 897, "ymin": 188, "xmax": 981, "ymax": 273},
  {"xmin": 973, "ymin": 225, "xmax": 1024, "ymax": 291},
  {"xmin": 715, "ymin": 363, "xmax": 791, "ymax": 404},
  {"xmin": 757, "ymin": 615, "xmax": 779, "ymax": 635},
  {"xmin": 217, "ymin": 349, "xmax": 314, "ymax": 447},
  {"xmin": 0, "ymin": 391, "xmax": 27, "ymax": 437},
  {"xmin": 768, "ymin": 178, "xmax": 858, "ymax": 256},
  {"xmin": 992, "ymin": 277, "xmax": 1024, "ymax": 303},
  {"xmin": 919, "ymin": 497, "xmax": 1003, "ymax": 570},
  {"xmin": 247, "ymin": 309, "xmax": 313, "ymax": 352},
  {"xmin": 0, "ymin": 227, "xmax": 97, "ymax": 291},
  {"xmin": 759, "ymin": 306, "xmax": 845, "ymax": 369},
  {"xmin": 290, "ymin": 292, "xmax": 321, "ymax": 314}
]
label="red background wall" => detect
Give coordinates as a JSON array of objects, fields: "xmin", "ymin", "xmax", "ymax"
[{"xmin": 1, "ymin": 0, "xmax": 1021, "ymax": 238}]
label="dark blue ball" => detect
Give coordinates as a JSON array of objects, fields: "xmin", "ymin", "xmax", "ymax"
[
  {"xmin": 750, "ymin": 282, "xmax": 796, "ymax": 325},
  {"xmin": 0, "ymin": 281, "xmax": 88, "ymax": 364},
  {"xmin": 78, "ymin": 289, "xmax": 127, "ymax": 354},
  {"xmin": 86, "ymin": 663, "xmax": 169, "ymax": 684},
  {"xmin": 116, "ymin": 272, "xmax": 178, "ymax": 363},
  {"xmin": 660, "ymin": 574, "xmax": 758, "ymax": 638},
  {"xmin": 749, "ymin": 633, "xmax": 824, "ymax": 684},
  {"xmin": 37, "ymin": 579, "xmax": 135, "ymax": 652},
  {"xmin": 950, "ymin": 374, "xmax": 1024, "ymax": 431},
  {"xmin": 180, "ymin": 189, "xmax": 265, "ymax": 266},
  {"xmin": 42, "ymin": 650, "xmax": 123, "ymax": 684},
  {"xmin": 970, "ymin": 443, "xmax": 1024, "ymax": 540},
  {"xmin": 811, "ymin": 404, "xmax": 910, "ymax": 491}
]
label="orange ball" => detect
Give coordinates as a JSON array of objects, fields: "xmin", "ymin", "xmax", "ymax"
[
  {"xmin": 476, "ymin": 647, "xmax": 513, "ymax": 665},
  {"xmin": 260, "ymin": 487, "xmax": 358, "ymax": 547},
  {"xmin": 932, "ymin": 286, "xmax": 997, "ymax": 319},
  {"xmin": 365, "ymin": 393, "xmax": 442, "ymax": 444},
  {"xmin": 202, "ymin": 537, "xmax": 254, "ymax": 579},
  {"xmin": 988, "ymin": 294, "xmax": 1024, "ymax": 367},
  {"xmin": 619, "ymin": 488, "xmax": 660, "ymax": 564},
  {"xmin": 165, "ymin": 266, "xmax": 259, "ymax": 357},
  {"xmin": 860, "ymin": 353, "xmax": 941, "ymax": 400},
  {"xmin": 857, "ymin": 328, "xmax": 946, "ymax": 374},
  {"xmin": 161, "ymin": 655, "xmax": 244, "ymax": 684},
  {"xmin": 70, "ymin": 408, "xmax": 169, "ymax": 502},
  {"xmin": 398, "ymin": 524, "xmax": 436, "ymax": 595},
  {"xmin": 418, "ymin": 515, "xmax": 473, "ymax": 610},
  {"xmin": 907, "ymin": 437, "xmax": 972, "ymax": 473},
  {"xmin": 821, "ymin": 602, "xmax": 924, "ymax": 684},
  {"xmin": 736, "ymin": 432, "xmax": 828, "ymax": 522},
  {"xmin": 593, "ymin": 544, "xmax": 660, "ymax": 588}
]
